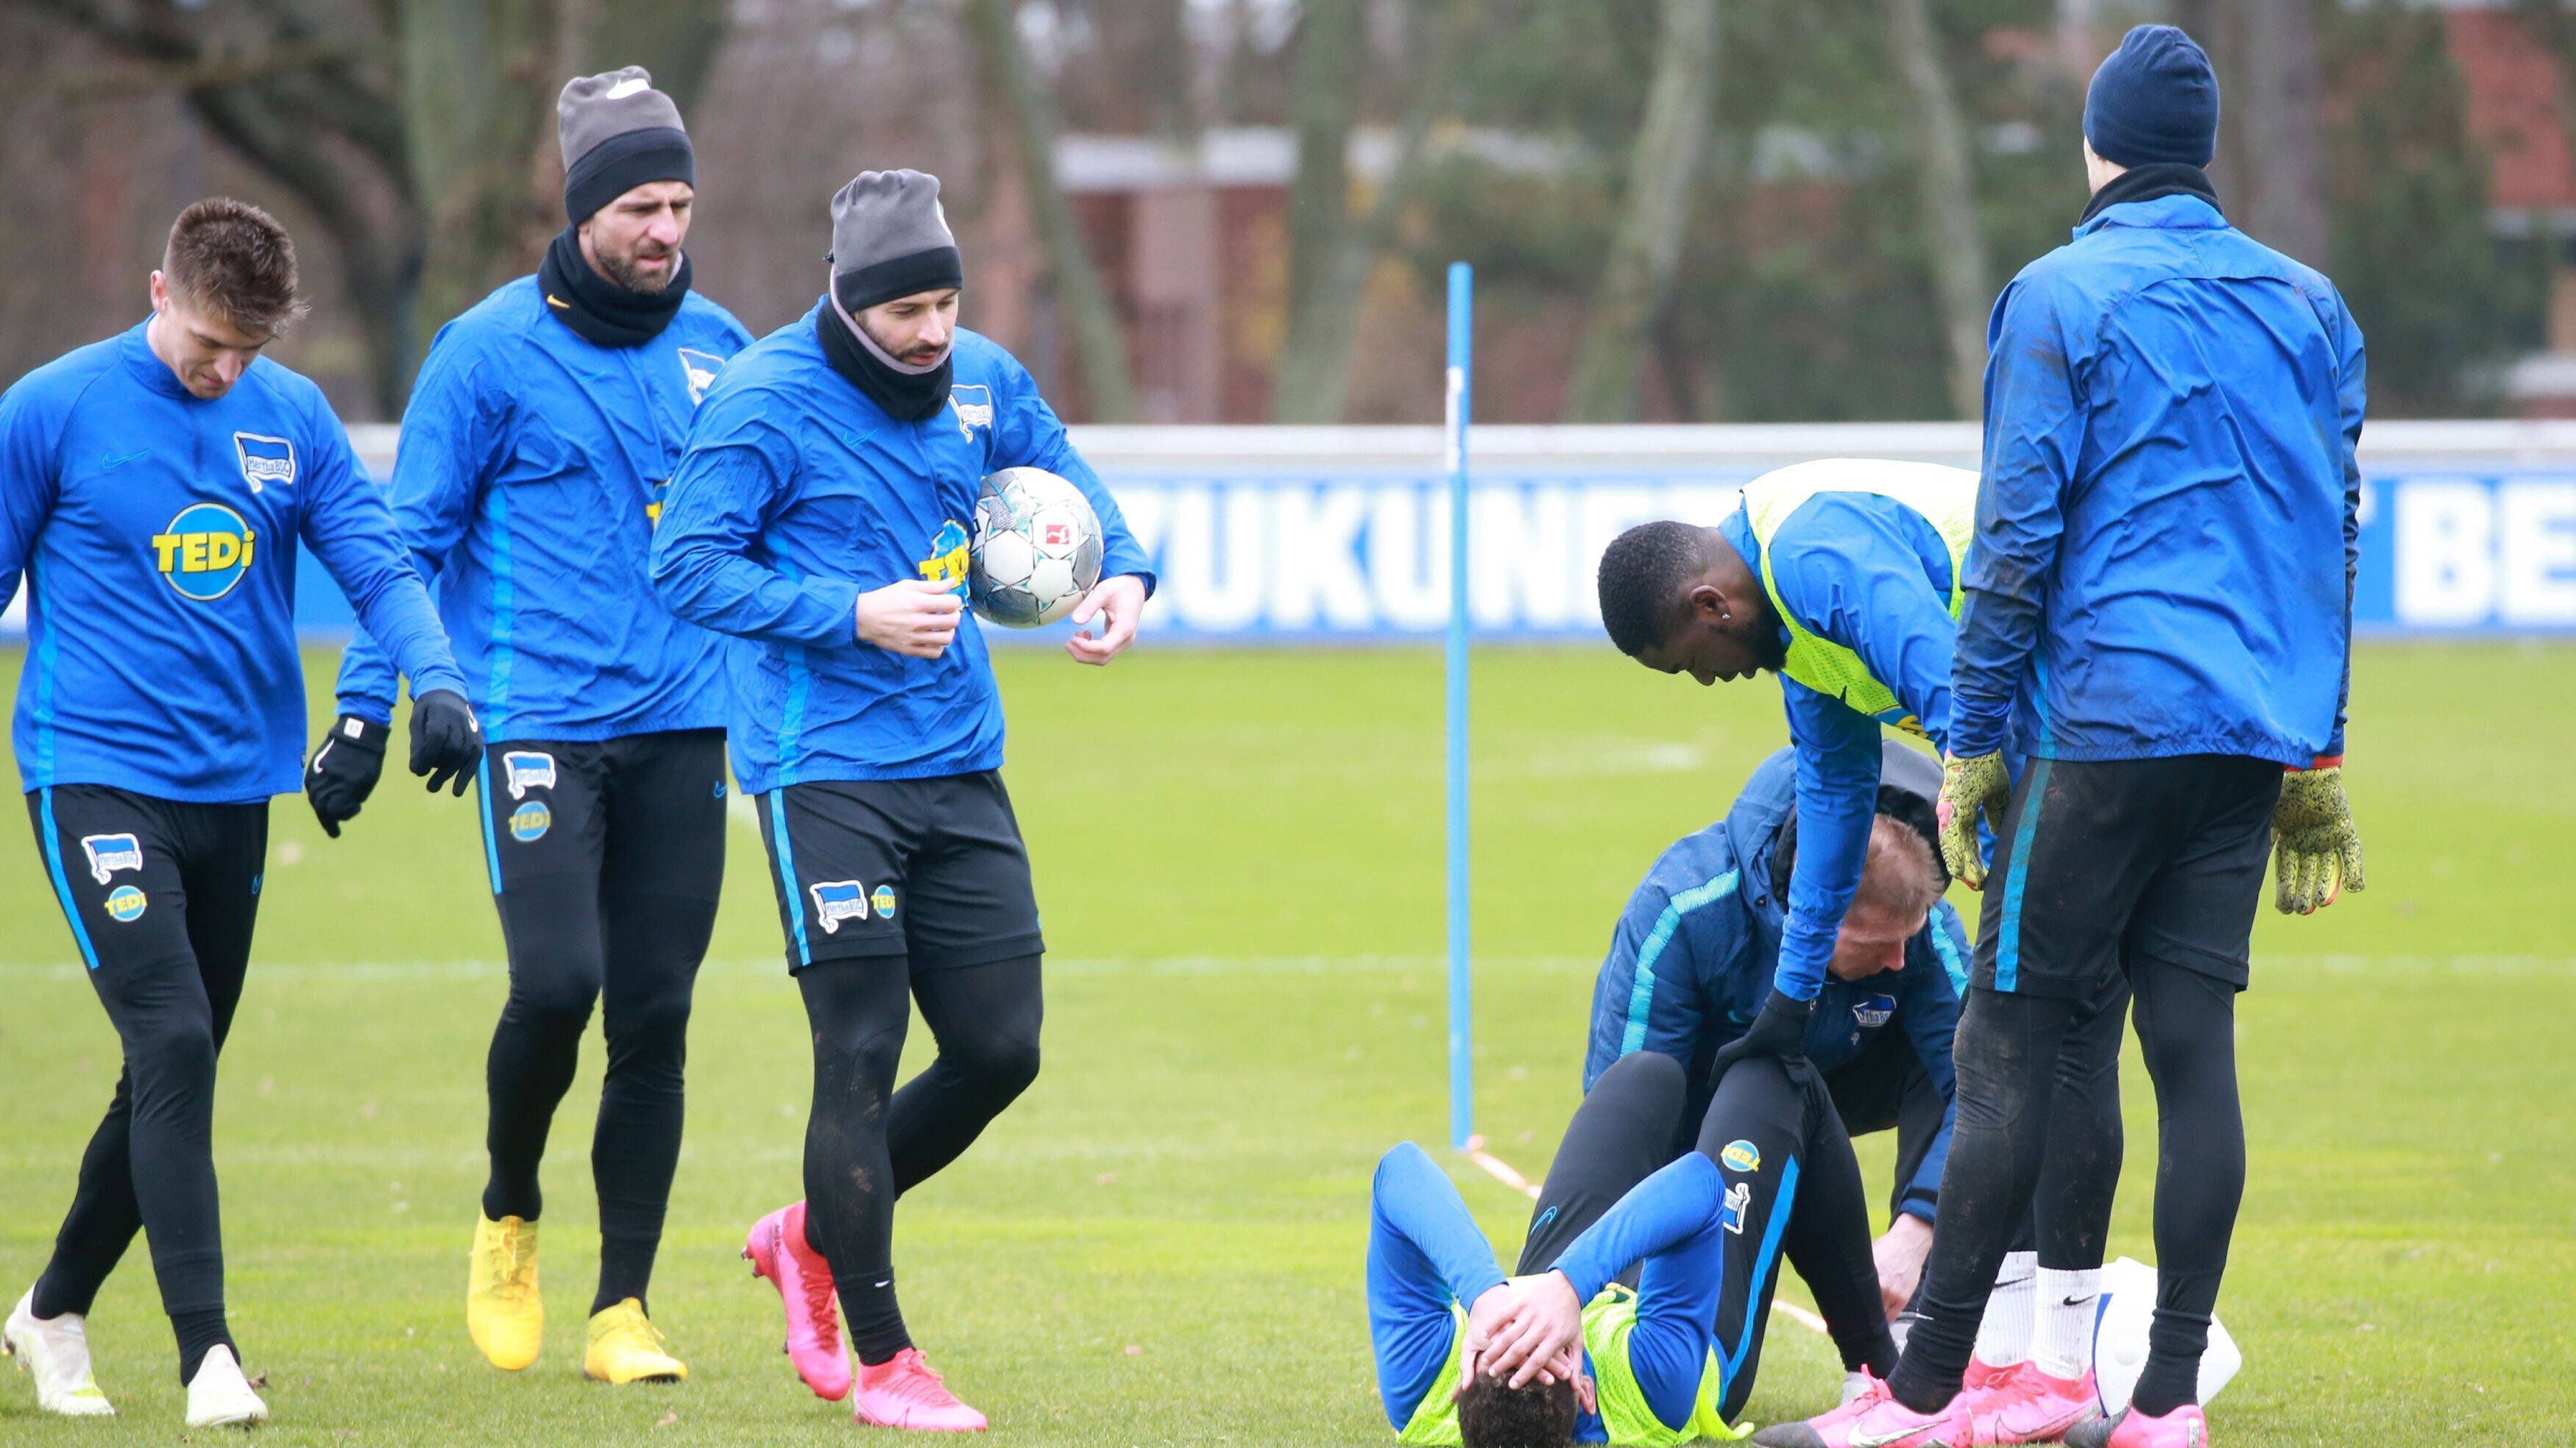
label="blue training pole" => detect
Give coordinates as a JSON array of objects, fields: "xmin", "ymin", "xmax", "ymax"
[{"xmin": 1445, "ymin": 263, "xmax": 1473, "ymax": 1151}]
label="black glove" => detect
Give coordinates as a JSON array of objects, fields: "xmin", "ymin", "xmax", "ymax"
[
  {"xmin": 1706, "ymin": 988, "xmax": 1814, "ymax": 1085},
  {"xmin": 408, "ymin": 689, "xmax": 483, "ymax": 797},
  {"xmin": 304, "ymin": 714, "xmax": 389, "ymax": 839}
]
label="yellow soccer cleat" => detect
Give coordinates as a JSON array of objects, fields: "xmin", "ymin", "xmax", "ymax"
[
  {"xmin": 584, "ymin": 1299, "xmax": 686, "ymax": 1385},
  {"xmin": 467, "ymin": 1214, "xmax": 543, "ymax": 1371}
]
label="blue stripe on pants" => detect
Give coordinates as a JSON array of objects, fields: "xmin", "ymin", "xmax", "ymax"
[{"xmin": 1995, "ymin": 758, "xmax": 2053, "ymax": 993}]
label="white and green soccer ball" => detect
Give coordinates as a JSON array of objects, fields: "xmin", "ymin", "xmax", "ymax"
[{"xmin": 969, "ymin": 466, "xmax": 1104, "ymax": 628}]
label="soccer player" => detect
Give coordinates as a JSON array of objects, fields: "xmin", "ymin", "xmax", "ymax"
[
  {"xmin": 1585, "ymin": 742, "xmax": 1968, "ymax": 1335},
  {"xmin": 306, "ymin": 68, "xmax": 751, "ymax": 1385},
  {"xmin": 1592, "ymin": 464, "xmax": 2126, "ymax": 1443},
  {"xmin": 0, "ymin": 199, "xmax": 478, "ymax": 1427},
  {"xmin": 1772, "ymin": 27, "xmax": 2366, "ymax": 1448},
  {"xmin": 1369, "ymin": 1048, "xmax": 1891, "ymax": 1445},
  {"xmin": 650, "ymin": 169, "xmax": 1153, "ymax": 1431}
]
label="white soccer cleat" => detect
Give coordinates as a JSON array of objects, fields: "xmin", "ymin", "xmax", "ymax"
[
  {"xmin": 2, "ymin": 1289, "xmax": 116, "ymax": 1417},
  {"xmin": 184, "ymin": 1344, "xmax": 267, "ymax": 1428}
]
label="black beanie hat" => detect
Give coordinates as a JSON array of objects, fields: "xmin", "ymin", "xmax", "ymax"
[
  {"xmin": 559, "ymin": 67, "xmax": 696, "ymax": 224},
  {"xmin": 2084, "ymin": 24, "xmax": 2220, "ymax": 168}
]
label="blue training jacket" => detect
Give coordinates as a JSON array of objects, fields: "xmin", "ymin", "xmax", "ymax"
[
  {"xmin": 1582, "ymin": 744, "xmax": 1968, "ymax": 1220},
  {"xmin": 333, "ymin": 277, "xmax": 753, "ymax": 739},
  {"xmin": 1952, "ymin": 193, "xmax": 2364, "ymax": 766},
  {"xmin": 649, "ymin": 303, "xmax": 1155, "ymax": 794},
  {"xmin": 1718, "ymin": 497, "xmax": 1965, "ymax": 1001},
  {"xmin": 0, "ymin": 321, "xmax": 461, "ymax": 803}
]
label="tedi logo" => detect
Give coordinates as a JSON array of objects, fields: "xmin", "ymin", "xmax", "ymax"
[{"xmin": 152, "ymin": 503, "xmax": 257, "ymax": 600}]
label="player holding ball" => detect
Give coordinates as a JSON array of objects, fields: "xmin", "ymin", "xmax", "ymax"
[{"xmin": 649, "ymin": 168, "xmax": 1153, "ymax": 1432}]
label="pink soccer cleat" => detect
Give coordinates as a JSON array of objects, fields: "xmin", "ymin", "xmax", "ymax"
[
  {"xmin": 1974, "ymin": 1364, "xmax": 2102, "ymax": 1444},
  {"xmin": 743, "ymin": 1202, "xmax": 851, "ymax": 1401},
  {"xmin": 1750, "ymin": 1371, "xmax": 1972, "ymax": 1448},
  {"xmin": 1953, "ymin": 1358, "xmax": 2019, "ymax": 1422},
  {"xmin": 851, "ymin": 1347, "xmax": 988, "ymax": 1432},
  {"xmin": 2064, "ymin": 1403, "xmax": 2206, "ymax": 1448}
]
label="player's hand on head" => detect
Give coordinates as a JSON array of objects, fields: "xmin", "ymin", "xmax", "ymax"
[
  {"xmin": 1066, "ymin": 572, "xmax": 1147, "ymax": 665},
  {"xmin": 1485, "ymin": 1271, "xmax": 1585, "ymax": 1390},
  {"xmin": 408, "ymin": 689, "xmax": 483, "ymax": 797},
  {"xmin": 1936, "ymin": 750, "xmax": 2011, "ymax": 889},
  {"xmin": 305, "ymin": 714, "xmax": 389, "ymax": 839},
  {"xmin": 857, "ymin": 577, "xmax": 966, "ymax": 659}
]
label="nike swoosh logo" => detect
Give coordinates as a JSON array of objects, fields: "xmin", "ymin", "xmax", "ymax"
[
  {"xmin": 1849, "ymin": 1426, "xmax": 1945, "ymax": 1448},
  {"xmin": 100, "ymin": 448, "xmax": 148, "ymax": 470},
  {"xmin": 2060, "ymin": 1295, "xmax": 2096, "ymax": 1307}
]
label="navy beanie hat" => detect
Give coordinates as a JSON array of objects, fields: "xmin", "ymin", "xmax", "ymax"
[{"xmin": 2084, "ymin": 24, "xmax": 2219, "ymax": 168}]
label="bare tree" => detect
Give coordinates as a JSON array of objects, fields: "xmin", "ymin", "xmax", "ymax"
[
  {"xmin": 1563, "ymin": 0, "xmax": 1719, "ymax": 423},
  {"xmin": 1886, "ymin": 0, "xmax": 1989, "ymax": 419},
  {"xmin": 1270, "ymin": 0, "xmax": 1456, "ymax": 422},
  {"xmin": 2222, "ymin": 0, "xmax": 2329, "ymax": 264},
  {"xmin": 963, "ymin": 0, "xmax": 1141, "ymax": 422},
  {"xmin": 29, "ymin": 0, "xmax": 729, "ymax": 414}
]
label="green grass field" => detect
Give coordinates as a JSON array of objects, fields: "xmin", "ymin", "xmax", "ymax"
[{"xmin": 0, "ymin": 641, "xmax": 2568, "ymax": 1445}]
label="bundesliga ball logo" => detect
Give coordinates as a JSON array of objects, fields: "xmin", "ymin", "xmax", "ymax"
[{"xmin": 968, "ymin": 466, "xmax": 1103, "ymax": 628}]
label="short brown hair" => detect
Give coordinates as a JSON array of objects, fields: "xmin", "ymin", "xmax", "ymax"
[
  {"xmin": 1853, "ymin": 813, "xmax": 1945, "ymax": 923},
  {"xmin": 1457, "ymin": 1371, "xmax": 1577, "ymax": 1448},
  {"xmin": 162, "ymin": 198, "xmax": 307, "ymax": 333}
]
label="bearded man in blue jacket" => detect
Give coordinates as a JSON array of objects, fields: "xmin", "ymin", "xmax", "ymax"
[
  {"xmin": 311, "ymin": 68, "xmax": 754, "ymax": 1385},
  {"xmin": 1768, "ymin": 26, "xmax": 2367, "ymax": 1448},
  {"xmin": 649, "ymin": 168, "xmax": 1153, "ymax": 1431}
]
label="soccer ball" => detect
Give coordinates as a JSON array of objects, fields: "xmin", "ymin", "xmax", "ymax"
[{"xmin": 969, "ymin": 466, "xmax": 1103, "ymax": 628}]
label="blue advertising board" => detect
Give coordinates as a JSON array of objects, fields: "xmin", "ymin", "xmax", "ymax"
[{"xmin": 7, "ymin": 424, "xmax": 2572, "ymax": 640}]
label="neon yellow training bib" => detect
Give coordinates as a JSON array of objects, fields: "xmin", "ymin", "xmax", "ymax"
[
  {"xmin": 1397, "ymin": 1287, "xmax": 1747, "ymax": 1446},
  {"xmin": 1738, "ymin": 459, "xmax": 1978, "ymax": 737}
]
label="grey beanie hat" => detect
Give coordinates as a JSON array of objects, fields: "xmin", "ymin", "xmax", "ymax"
[
  {"xmin": 558, "ymin": 67, "xmax": 694, "ymax": 223},
  {"xmin": 828, "ymin": 170, "xmax": 963, "ymax": 312}
]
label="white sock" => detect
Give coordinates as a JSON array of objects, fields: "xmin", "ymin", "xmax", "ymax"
[
  {"xmin": 1973, "ymin": 1250, "xmax": 2039, "ymax": 1368},
  {"xmin": 2034, "ymin": 1266, "xmax": 2102, "ymax": 1380}
]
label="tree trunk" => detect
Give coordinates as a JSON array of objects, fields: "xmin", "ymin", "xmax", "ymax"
[
  {"xmin": 586, "ymin": 0, "xmax": 730, "ymax": 113},
  {"xmin": 401, "ymin": 0, "xmax": 564, "ymax": 363},
  {"xmin": 2222, "ymin": 0, "xmax": 2329, "ymax": 264},
  {"xmin": 1563, "ymin": 0, "xmax": 1719, "ymax": 424},
  {"xmin": 1270, "ymin": 0, "xmax": 1360, "ymax": 422},
  {"xmin": 964, "ymin": 0, "xmax": 1141, "ymax": 422},
  {"xmin": 1886, "ymin": 0, "xmax": 1990, "ymax": 419}
]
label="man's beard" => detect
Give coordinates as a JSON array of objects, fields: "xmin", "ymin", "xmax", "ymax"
[
  {"xmin": 598, "ymin": 245, "xmax": 678, "ymax": 295},
  {"xmin": 1739, "ymin": 615, "xmax": 1789, "ymax": 673}
]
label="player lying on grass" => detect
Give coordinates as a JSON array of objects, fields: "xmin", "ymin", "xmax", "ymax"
[{"xmin": 1370, "ymin": 1048, "xmax": 1901, "ymax": 1446}]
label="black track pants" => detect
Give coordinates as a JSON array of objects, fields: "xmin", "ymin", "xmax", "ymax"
[
  {"xmin": 1518, "ymin": 1052, "xmax": 1896, "ymax": 1419},
  {"xmin": 26, "ymin": 786, "xmax": 265, "ymax": 1381},
  {"xmin": 474, "ymin": 730, "xmax": 724, "ymax": 1314},
  {"xmin": 798, "ymin": 954, "xmax": 1043, "ymax": 1363},
  {"xmin": 1892, "ymin": 754, "xmax": 2276, "ymax": 1416}
]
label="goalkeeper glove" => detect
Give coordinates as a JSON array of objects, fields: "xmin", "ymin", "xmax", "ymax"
[
  {"xmin": 1936, "ymin": 750, "xmax": 2011, "ymax": 890},
  {"xmin": 2273, "ymin": 757, "xmax": 2363, "ymax": 915},
  {"xmin": 408, "ymin": 689, "xmax": 484, "ymax": 797},
  {"xmin": 304, "ymin": 715, "xmax": 389, "ymax": 839},
  {"xmin": 1707, "ymin": 989, "xmax": 1814, "ymax": 1084}
]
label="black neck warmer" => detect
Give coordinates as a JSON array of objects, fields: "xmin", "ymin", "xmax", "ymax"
[
  {"xmin": 2078, "ymin": 162, "xmax": 2221, "ymax": 226},
  {"xmin": 539, "ymin": 227, "xmax": 690, "ymax": 347},
  {"xmin": 815, "ymin": 302, "xmax": 954, "ymax": 422}
]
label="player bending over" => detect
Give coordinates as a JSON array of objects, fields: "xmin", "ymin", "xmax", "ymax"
[
  {"xmin": 1373, "ymin": 1046, "xmax": 1917, "ymax": 1446},
  {"xmin": 651, "ymin": 169, "xmax": 1153, "ymax": 1432},
  {"xmin": 1595, "ymin": 464, "xmax": 2126, "ymax": 1440}
]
